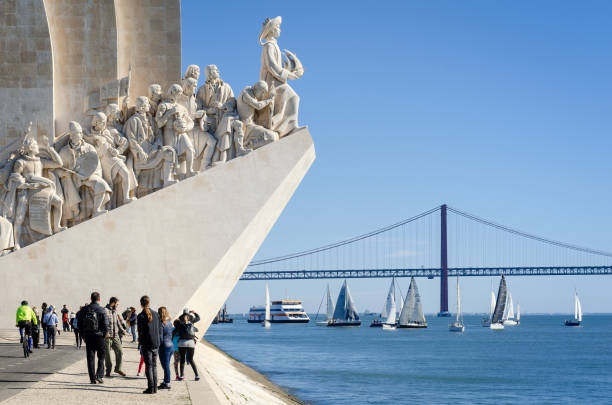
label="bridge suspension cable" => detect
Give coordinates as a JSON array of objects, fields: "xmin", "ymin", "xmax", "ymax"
[
  {"xmin": 248, "ymin": 205, "xmax": 441, "ymax": 266},
  {"xmin": 447, "ymin": 206, "xmax": 612, "ymax": 258}
]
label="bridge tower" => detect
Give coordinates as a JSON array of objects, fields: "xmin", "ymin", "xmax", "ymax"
[{"xmin": 438, "ymin": 204, "xmax": 451, "ymax": 317}]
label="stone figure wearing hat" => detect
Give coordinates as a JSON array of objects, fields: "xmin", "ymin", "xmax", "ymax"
[
  {"xmin": 125, "ymin": 96, "xmax": 177, "ymax": 196},
  {"xmin": 259, "ymin": 16, "xmax": 304, "ymax": 137},
  {"xmin": 59, "ymin": 121, "xmax": 112, "ymax": 226},
  {"xmin": 87, "ymin": 112, "xmax": 137, "ymax": 208},
  {"xmin": 3, "ymin": 125, "xmax": 66, "ymax": 250}
]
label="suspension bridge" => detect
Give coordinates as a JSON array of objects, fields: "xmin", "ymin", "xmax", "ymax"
[{"xmin": 240, "ymin": 204, "xmax": 612, "ymax": 316}]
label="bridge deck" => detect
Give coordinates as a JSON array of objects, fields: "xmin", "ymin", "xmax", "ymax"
[{"xmin": 240, "ymin": 266, "xmax": 612, "ymax": 280}]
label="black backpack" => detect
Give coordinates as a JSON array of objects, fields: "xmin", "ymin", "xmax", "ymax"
[
  {"xmin": 180, "ymin": 323, "xmax": 198, "ymax": 339},
  {"xmin": 82, "ymin": 308, "xmax": 99, "ymax": 333}
]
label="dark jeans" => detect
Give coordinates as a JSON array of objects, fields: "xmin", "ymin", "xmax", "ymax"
[
  {"xmin": 142, "ymin": 346, "xmax": 158, "ymax": 390},
  {"xmin": 158, "ymin": 344, "xmax": 173, "ymax": 384},
  {"xmin": 42, "ymin": 325, "xmax": 47, "ymax": 345},
  {"xmin": 32, "ymin": 328, "xmax": 39, "ymax": 348},
  {"xmin": 63, "ymin": 320, "xmax": 70, "ymax": 332},
  {"xmin": 84, "ymin": 334, "xmax": 105, "ymax": 382},
  {"xmin": 47, "ymin": 325, "xmax": 56, "ymax": 349},
  {"xmin": 73, "ymin": 329, "xmax": 82, "ymax": 347},
  {"xmin": 178, "ymin": 347, "xmax": 198, "ymax": 377}
]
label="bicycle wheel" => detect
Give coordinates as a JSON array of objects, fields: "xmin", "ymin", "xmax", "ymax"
[{"xmin": 22, "ymin": 335, "xmax": 29, "ymax": 358}]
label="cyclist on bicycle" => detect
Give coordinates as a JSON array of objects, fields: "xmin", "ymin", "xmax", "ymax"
[{"xmin": 16, "ymin": 300, "xmax": 37, "ymax": 353}]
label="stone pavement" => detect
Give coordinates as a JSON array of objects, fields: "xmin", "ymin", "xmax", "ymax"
[{"xmin": 0, "ymin": 329, "xmax": 222, "ymax": 404}]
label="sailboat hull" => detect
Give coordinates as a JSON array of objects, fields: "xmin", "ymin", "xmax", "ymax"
[
  {"xmin": 316, "ymin": 321, "xmax": 329, "ymax": 326},
  {"xmin": 564, "ymin": 320, "xmax": 581, "ymax": 326},
  {"xmin": 398, "ymin": 323, "xmax": 427, "ymax": 329},
  {"xmin": 503, "ymin": 319, "xmax": 518, "ymax": 326},
  {"xmin": 448, "ymin": 322, "xmax": 464, "ymax": 332},
  {"xmin": 382, "ymin": 324, "xmax": 396, "ymax": 330},
  {"xmin": 490, "ymin": 323, "xmax": 504, "ymax": 330},
  {"xmin": 327, "ymin": 321, "xmax": 361, "ymax": 327}
]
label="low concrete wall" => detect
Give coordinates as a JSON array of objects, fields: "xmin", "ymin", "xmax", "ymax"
[{"xmin": 0, "ymin": 129, "xmax": 315, "ymax": 330}]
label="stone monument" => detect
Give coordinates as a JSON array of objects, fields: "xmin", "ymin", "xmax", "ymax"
[{"xmin": 0, "ymin": 3, "xmax": 313, "ymax": 332}]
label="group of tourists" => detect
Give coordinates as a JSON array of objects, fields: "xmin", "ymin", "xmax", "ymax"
[{"xmin": 15, "ymin": 292, "xmax": 202, "ymax": 394}]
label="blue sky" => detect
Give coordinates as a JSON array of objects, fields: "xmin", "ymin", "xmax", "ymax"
[{"xmin": 182, "ymin": 1, "xmax": 612, "ymax": 314}]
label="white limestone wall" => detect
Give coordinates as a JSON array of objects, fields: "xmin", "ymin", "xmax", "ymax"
[
  {"xmin": 0, "ymin": 0, "xmax": 54, "ymax": 153},
  {"xmin": 0, "ymin": 129, "xmax": 315, "ymax": 331}
]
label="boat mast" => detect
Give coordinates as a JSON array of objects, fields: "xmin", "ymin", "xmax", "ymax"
[{"xmin": 456, "ymin": 276, "xmax": 460, "ymax": 322}]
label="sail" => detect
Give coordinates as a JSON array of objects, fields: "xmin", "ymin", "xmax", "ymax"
[
  {"xmin": 517, "ymin": 303, "xmax": 520, "ymax": 321},
  {"xmin": 574, "ymin": 292, "xmax": 578, "ymax": 320},
  {"xmin": 456, "ymin": 277, "xmax": 461, "ymax": 322},
  {"xmin": 384, "ymin": 290, "xmax": 397, "ymax": 325},
  {"xmin": 507, "ymin": 293, "xmax": 515, "ymax": 319},
  {"xmin": 491, "ymin": 276, "xmax": 507, "ymax": 324},
  {"xmin": 344, "ymin": 283, "xmax": 360, "ymax": 321},
  {"xmin": 399, "ymin": 277, "xmax": 426, "ymax": 326},
  {"xmin": 332, "ymin": 280, "xmax": 359, "ymax": 321},
  {"xmin": 265, "ymin": 282, "xmax": 270, "ymax": 321},
  {"xmin": 397, "ymin": 289, "xmax": 404, "ymax": 318},
  {"xmin": 577, "ymin": 294, "xmax": 582, "ymax": 321},
  {"xmin": 326, "ymin": 285, "xmax": 334, "ymax": 320},
  {"xmin": 382, "ymin": 279, "xmax": 395, "ymax": 320},
  {"xmin": 490, "ymin": 290, "xmax": 496, "ymax": 316}
]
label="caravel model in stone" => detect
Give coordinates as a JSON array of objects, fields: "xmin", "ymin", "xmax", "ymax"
[{"xmin": 0, "ymin": 3, "xmax": 312, "ymax": 333}]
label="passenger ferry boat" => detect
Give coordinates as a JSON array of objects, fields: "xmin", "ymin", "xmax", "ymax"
[{"xmin": 248, "ymin": 300, "xmax": 310, "ymax": 323}]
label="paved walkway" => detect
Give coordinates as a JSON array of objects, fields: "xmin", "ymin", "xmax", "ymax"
[
  {"xmin": 0, "ymin": 329, "xmax": 300, "ymax": 404},
  {"xmin": 0, "ymin": 329, "xmax": 222, "ymax": 404}
]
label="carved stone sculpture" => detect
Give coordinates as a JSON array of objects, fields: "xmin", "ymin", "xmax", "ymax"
[
  {"xmin": 181, "ymin": 77, "xmax": 216, "ymax": 171},
  {"xmin": 156, "ymin": 84, "xmax": 196, "ymax": 178},
  {"xmin": 4, "ymin": 130, "xmax": 66, "ymax": 250},
  {"xmin": 148, "ymin": 84, "xmax": 163, "ymax": 117},
  {"xmin": 213, "ymin": 98, "xmax": 250, "ymax": 165},
  {"xmin": 59, "ymin": 121, "xmax": 112, "ymax": 225},
  {"xmin": 259, "ymin": 16, "xmax": 303, "ymax": 137},
  {"xmin": 125, "ymin": 96, "xmax": 177, "ymax": 197},
  {"xmin": 196, "ymin": 65, "xmax": 234, "ymax": 134},
  {"xmin": 88, "ymin": 112, "xmax": 137, "ymax": 207},
  {"xmin": 105, "ymin": 103, "xmax": 124, "ymax": 133},
  {"xmin": 237, "ymin": 81, "xmax": 280, "ymax": 150}
]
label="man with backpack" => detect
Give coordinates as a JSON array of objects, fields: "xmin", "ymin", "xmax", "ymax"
[{"xmin": 77, "ymin": 292, "xmax": 109, "ymax": 384}]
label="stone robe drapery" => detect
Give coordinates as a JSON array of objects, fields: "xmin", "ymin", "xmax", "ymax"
[
  {"xmin": 125, "ymin": 113, "xmax": 174, "ymax": 192},
  {"xmin": 59, "ymin": 141, "xmax": 111, "ymax": 223},
  {"xmin": 260, "ymin": 39, "xmax": 299, "ymax": 137}
]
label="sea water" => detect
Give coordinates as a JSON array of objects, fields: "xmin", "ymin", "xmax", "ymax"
[{"xmin": 205, "ymin": 314, "xmax": 612, "ymax": 404}]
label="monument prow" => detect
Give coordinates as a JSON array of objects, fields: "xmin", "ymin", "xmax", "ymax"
[{"xmin": 0, "ymin": 129, "xmax": 315, "ymax": 330}]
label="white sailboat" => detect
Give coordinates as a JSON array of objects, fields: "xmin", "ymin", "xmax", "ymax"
[
  {"xmin": 327, "ymin": 280, "xmax": 361, "ymax": 327},
  {"xmin": 564, "ymin": 290, "xmax": 582, "ymax": 326},
  {"xmin": 449, "ymin": 277, "xmax": 464, "ymax": 332},
  {"xmin": 262, "ymin": 282, "xmax": 271, "ymax": 328},
  {"xmin": 516, "ymin": 303, "xmax": 520, "ymax": 324},
  {"xmin": 316, "ymin": 284, "xmax": 335, "ymax": 326},
  {"xmin": 489, "ymin": 276, "xmax": 506, "ymax": 330},
  {"xmin": 503, "ymin": 292, "xmax": 518, "ymax": 326},
  {"xmin": 371, "ymin": 278, "xmax": 396, "ymax": 327},
  {"xmin": 398, "ymin": 277, "xmax": 427, "ymax": 328},
  {"xmin": 382, "ymin": 280, "xmax": 397, "ymax": 330}
]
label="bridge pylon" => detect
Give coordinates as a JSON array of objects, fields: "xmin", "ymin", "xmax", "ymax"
[{"xmin": 437, "ymin": 204, "xmax": 451, "ymax": 317}]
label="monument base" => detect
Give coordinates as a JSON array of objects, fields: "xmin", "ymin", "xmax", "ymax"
[{"xmin": 0, "ymin": 129, "xmax": 315, "ymax": 331}]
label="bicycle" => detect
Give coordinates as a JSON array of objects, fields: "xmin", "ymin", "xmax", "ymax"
[
  {"xmin": 22, "ymin": 329, "xmax": 30, "ymax": 358},
  {"xmin": 18, "ymin": 321, "xmax": 32, "ymax": 359}
]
